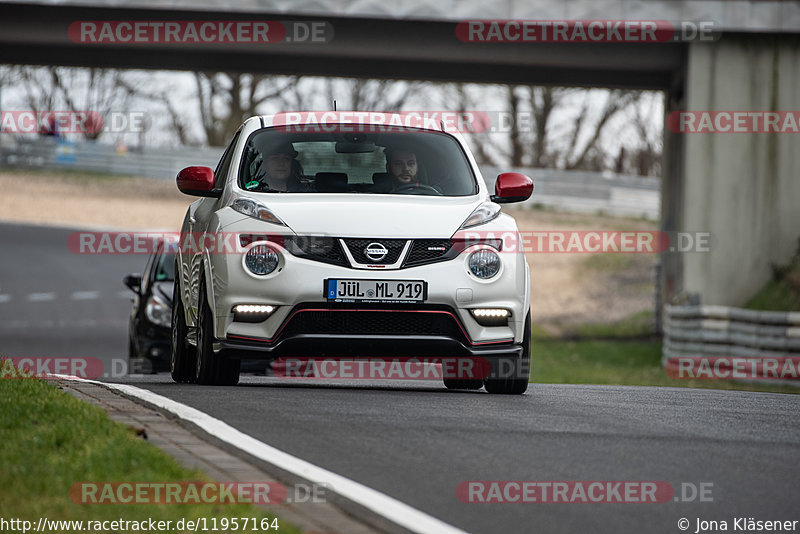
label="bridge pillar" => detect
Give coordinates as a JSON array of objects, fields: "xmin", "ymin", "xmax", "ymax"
[{"xmin": 670, "ymin": 34, "xmax": 800, "ymax": 307}]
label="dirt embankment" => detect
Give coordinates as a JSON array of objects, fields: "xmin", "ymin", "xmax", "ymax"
[{"xmin": 0, "ymin": 171, "xmax": 190, "ymax": 229}]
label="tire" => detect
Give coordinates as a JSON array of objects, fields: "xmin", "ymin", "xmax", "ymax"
[
  {"xmin": 128, "ymin": 336, "xmax": 136, "ymax": 360},
  {"xmin": 195, "ymin": 278, "xmax": 240, "ymax": 386},
  {"xmin": 128, "ymin": 336, "xmax": 142, "ymax": 374},
  {"xmin": 484, "ymin": 310, "xmax": 531, "ymax": 395},
  {"xmin": 170, "ymin": 281, "xmax": 196, "ymax": 383}
]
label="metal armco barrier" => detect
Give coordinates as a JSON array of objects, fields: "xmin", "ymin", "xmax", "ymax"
[{"xmin": 662, "ymin": 304, "xmax": 800, "ymax": 385}]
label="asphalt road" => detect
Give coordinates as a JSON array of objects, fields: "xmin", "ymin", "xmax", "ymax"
[
  {"xmin": 4, "ymin": 222, "xmax": 800, "ymax": 534},
  {"xmin": 124, "ymin": 376, "xmax": 800, "ymax": 534},
  {"xmin": 0, "ymin": 222, "xmax": 139, "ymax": 361}
]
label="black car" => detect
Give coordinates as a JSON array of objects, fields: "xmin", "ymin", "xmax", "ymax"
[
  {"xmin": 124, "ymin": 240, "xmax": 268, "ymax": 375},
  {"xmin": 124, "ymin": 239, "xmax": 174, "ymax": 374}
]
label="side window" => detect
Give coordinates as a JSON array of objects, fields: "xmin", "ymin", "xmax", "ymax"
[{"xmin": 213, "ymin": 130, "xmax": 241, "ymax": 189}]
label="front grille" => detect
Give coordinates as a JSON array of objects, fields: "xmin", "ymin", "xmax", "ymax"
[
  {"xmin": 280, "ymin": 308, "xmax": 466, "ymax": 341},
  {"xmin": 404, "ymin": 239, "xmax": 453, "ymax": 266},
  {"xmin": 342, "ymin": 238, "xmax": 407, "ymax": 265},
  {"xmin": 286, "ymin": 236, "xmax": 348, "ymax": 267}
]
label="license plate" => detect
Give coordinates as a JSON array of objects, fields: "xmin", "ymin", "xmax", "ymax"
[{"xmin": 325, "ymin": 279, "xmax": 427, "ymax": 303}]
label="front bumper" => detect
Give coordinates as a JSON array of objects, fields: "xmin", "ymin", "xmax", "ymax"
[
  {"xmin": 132, "ymin": 325, "xmax": 171, "ymax": 372},
  {"xmin": 216, "ymin": 302, "xmax": 521, "ymax": 360},
  {"xmin": 216, "ymin": 334, "xmax": 522, "ymax": 360},
  {"xmin": 208, "ymin": 239, "xmax": 530, "ymax": 345}
]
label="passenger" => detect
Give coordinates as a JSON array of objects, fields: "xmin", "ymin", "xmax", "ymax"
[{"xmin": 246, "ymin": 142, "xmax": 307, "ymax": 192}]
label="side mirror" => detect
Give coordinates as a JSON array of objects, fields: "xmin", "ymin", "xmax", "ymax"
[
  {"xmin": 123, "ymin": 273, "xmax": 142, "ymax": 294},
  {"xmin": 177, "ymin": 166, "xmax": 220, "ymax": 197},
  {"xmin": 490, "ymin": 172, "xmax": 533, "ymax": 204}
]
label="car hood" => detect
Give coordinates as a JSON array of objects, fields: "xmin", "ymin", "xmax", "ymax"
[{"xmin": 242, "ymin": 195, "xmax": 485, "ymax": 238}]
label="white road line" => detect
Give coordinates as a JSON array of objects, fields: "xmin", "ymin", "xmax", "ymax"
[
  {"xmin": 0, "ymin": 295, "xmax": 10, "ymax": 303},
  {"xmin": 27, "ymin": 292, "xmax": 56, "ymax": 302},
  {"xmin": 117, "ymin": 290, "xmax": 133, "ymax": 299},
  {"xmin": 56, "ymin": 377, "xmax": 468, "ymax": 534},
  {"xmin": 71, "ymin": 291, "xmax": 100, "ymax": 300}
]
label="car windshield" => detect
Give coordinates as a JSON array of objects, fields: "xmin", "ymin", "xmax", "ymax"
[
  {"xmin": 238, "ymin": 128, "xmax": 478, "ymax": 196},
  {"xmin": 154, "ymin": 252, "xmax": 175, "ymax": 281}
]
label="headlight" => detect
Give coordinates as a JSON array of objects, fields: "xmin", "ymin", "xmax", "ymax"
[
  {"xmin": 244, "ymin": 243, "xmax": 280, "ymax": 275},
  {"xmin": 459, "ymin": 202, "xmax": 501, "ymax": 229},
  {"xmin": 468, "ymin": 249, "xmax": 501, "ymax": 279},
  {"xmin": 145, "ymin": 294, "xmax": 171, "ymax": 327},
  {"xmin": 232, "ymin": 198, "xmax": 286, "ymax": 226}
]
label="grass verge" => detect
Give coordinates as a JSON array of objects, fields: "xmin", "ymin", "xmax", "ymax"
[{"xmin": 0, "ymin": 377, "xmax": 300, "ymax": 532}]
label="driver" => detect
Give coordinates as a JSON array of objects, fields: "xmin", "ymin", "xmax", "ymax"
[
  {"xmin": 385, "ymin": 148, "xmax": 419, "ymax": 190},
  {"xmin": 384, "ymin": 148, "xmax": 443, "ymax": 194}
]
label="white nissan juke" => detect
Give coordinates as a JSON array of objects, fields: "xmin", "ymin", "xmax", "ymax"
[{"xmin": 171, "ymin": 113, "xmax": 533, "ymax": 394}]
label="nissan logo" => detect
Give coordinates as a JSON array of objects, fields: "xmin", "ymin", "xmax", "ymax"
[{"xmin": 364, "ymin": 242, "xmax": 389, "ymax": 261}]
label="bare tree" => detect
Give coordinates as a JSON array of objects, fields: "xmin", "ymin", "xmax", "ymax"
[
  {"xmin": 113, "ymin": 75, "xmax": 197, "ymax": 146},
  {"xmin": 193, "ymin": 72, "xmax": 299, "ymax": 146},
  {"xmin": 451, "ymin": 83, "xmax": 498, "ymax": 165},
  {"xmin": 331, "ymin": 78, "xmax": 418, "ymax": 111},
  {"xmin": 11, "ymin": 66, "xmax": 136, "ymax": 141},
  {"xmin": 166, "ymin": 74, "xmax": 422, "ymax": 146},
  {"xmin": 451, "ymin": 84, "xmax": 566, "ymax": 168},
  {"xmin": 450, "ymin": 82, "xmax": 657, "ymax": 175},
  {"xmin": 561, "ymin": 89, "xmax": 638, "ymax": 170},
  {"xmin": 627, "ymin": 93, "xmax": 663, "ymax": 176}
]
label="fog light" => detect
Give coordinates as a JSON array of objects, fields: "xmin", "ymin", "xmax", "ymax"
[
  {"xmin": 470, "ymin": 308, "xmax": 511, "ymax": 326},
  {"xmin": 234, "ymin": 305, "xmax": 276, "ymax": 314},
  {"xmin": 233, "ymin": 304, "xmax": 277, "ymax": 323}
]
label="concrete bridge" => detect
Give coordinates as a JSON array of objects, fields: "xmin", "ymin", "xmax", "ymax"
[{"xmin": 1, "ymin": 0, "xmax": 798, "ymax": 310}]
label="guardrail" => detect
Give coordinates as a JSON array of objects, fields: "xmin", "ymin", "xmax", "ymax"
[
  {"xmin": 662, "ymin": 304, "xmax": 800, "ymax": 384},
  {"xmin": 0, "ymin": 138, "xmax": 221, "ymax": 180},
  {"xmin": 482, "ymin": 166, "xmax": 659, "ymax": 220}
]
